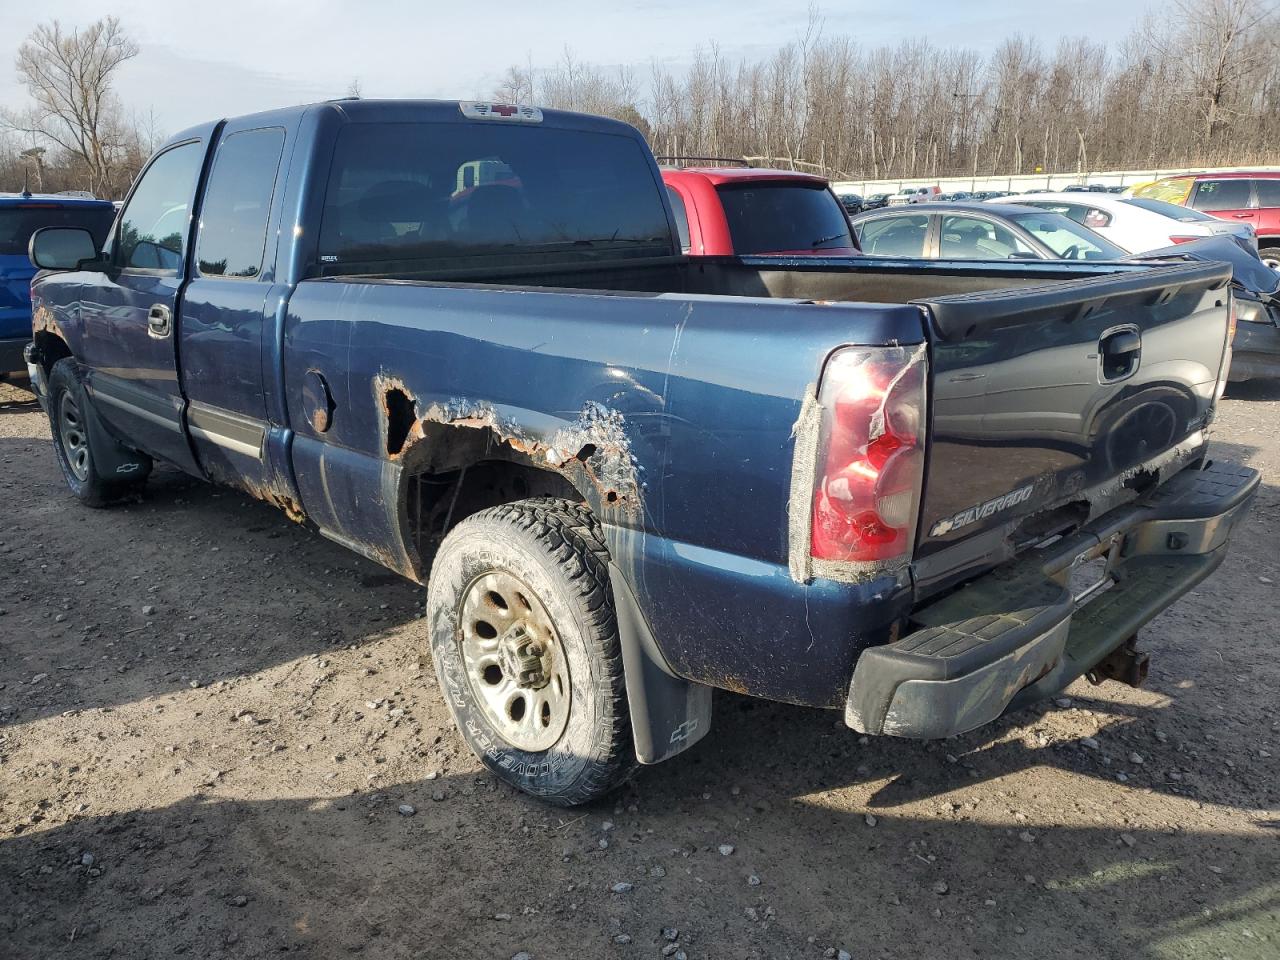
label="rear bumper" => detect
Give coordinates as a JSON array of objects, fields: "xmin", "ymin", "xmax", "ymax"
[{"xmin": 846, "ymin": 459, "xmax": 1259, "ymax": 738}]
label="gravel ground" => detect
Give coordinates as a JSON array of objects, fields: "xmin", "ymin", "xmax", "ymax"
[{"xmin": 1, "ymin": 378, "xmax": 1277, "ymax": 960}]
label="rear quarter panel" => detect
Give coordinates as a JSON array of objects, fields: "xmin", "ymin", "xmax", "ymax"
[{"xmin": 284, "ymin": 278, "xmax": 925, "ymax": 705}]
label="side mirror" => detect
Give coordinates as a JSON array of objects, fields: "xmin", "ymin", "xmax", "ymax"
[{"xmin": 29, "ymin": 227, "xmax": 101, "ymax": 271}]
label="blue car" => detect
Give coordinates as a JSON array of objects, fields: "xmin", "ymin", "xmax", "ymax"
[{"xmin": 0, "ymin": 193, "xmax": 116, "ymax": 382}]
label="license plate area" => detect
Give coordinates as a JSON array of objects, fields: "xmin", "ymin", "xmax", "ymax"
[{"xmin": 1065, "ymin": 533, "xmax": 1124, "ymax": 607}]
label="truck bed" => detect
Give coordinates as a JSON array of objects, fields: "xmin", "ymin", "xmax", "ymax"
[{"xmin": 290, "ymin": 253, "xmax": 1232, "ymax": 707}]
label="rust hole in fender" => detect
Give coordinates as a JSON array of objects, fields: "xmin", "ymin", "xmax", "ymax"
[{"xmin": 385, "ymin": 388, "xmax": 416, "ymax": 456}]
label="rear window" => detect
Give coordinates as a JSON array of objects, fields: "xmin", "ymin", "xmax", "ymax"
[
  {"xmin": 317, "ymin": 122, "xmax": 672, "ymax": 272},
  {"xmin": 1121, "ymin": 197, "xmax": 1217, "ymax": 222},
  {"xmin": 716, "ymin": 183, "xmax": 854, "ymax": 254},
  {"xmin": 0, "ymin": 203, "xmax": 116, "ymax": 256}
]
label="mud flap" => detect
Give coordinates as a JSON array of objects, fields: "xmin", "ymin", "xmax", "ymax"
[
  {"xmin": 80, "ymin": 384, "xmax": 150, "ymax": 480},
  {"xmin": 608, "ymin": 563, "xmax": 712, "ymax": 764}
]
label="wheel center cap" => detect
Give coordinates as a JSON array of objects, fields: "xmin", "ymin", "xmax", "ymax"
[{"xmin": 498, "ymin": 623, "xmax": 549, "ymax": 689}]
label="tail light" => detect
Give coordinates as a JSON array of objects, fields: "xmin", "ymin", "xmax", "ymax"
[
  {"xmin": 1168, "ymin": 235, "xmax": 1201, "ymax": 244},
  {"xmin": 811, "ymin": 345, "xmax": 927, "ymax": 564},
  {"xmin": 1216, "ymin": 292, "xmax": 1236, "ymax": 401}
]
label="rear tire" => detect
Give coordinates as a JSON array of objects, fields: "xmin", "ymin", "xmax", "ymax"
[
  {"xmin": 426, "ymin": 497, "xmax": 636, "ymax": 805},
  {"xmin": 46, "ymin": 358, "xmax": 151, "ymax": 507},
  {"xmin": 1259, "ymin": 246, "xmax": 1280, "ymax": 272}
]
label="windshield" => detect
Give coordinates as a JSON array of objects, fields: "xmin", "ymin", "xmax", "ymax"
[
  {"xmin": 1121, "ymin": 197, "xmax": 1217, "ymax": 223},
  {"xmin": 318, "ymin": 122, "xmax": 673, "ymax": 272},
  {"xmin": 1133, "ymin": 177, "xmax": 1194, "ymax": 204},
  {"xmin": 0, "ymin": 203, "xmax": 116, "ymax": 256},
  {"xmin": 1008, "ymin": 211, "xmax": 1127, "ymax": 260},
  {"xmin": 716, "ymin": 183, "xmax": 855, "ymax": 254}
]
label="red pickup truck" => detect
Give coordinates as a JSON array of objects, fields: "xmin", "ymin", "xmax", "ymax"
[{"xmin": 660, "ymin": 165, "xmax": 860, "ymax": 256}]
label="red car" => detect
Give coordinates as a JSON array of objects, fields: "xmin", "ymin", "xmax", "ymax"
[
  {"xmin": 660, "ymin": 165, "xmax": 859, "ymax": 256},
  {"xmin": 1134, "ymin": 171, "xmax": 1280, "ymax": 270}
]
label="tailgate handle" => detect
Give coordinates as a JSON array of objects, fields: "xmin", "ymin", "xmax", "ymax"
[{"xmin": 1099, "ymin": 326, "xmax": 1141, "ymax": 383}]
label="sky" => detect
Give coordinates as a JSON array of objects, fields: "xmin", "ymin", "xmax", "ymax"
[{"xmin": 0, "ymin": 0, "xmax": 1155, "ymax": 136}]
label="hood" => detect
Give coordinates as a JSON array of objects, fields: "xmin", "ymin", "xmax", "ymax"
[{"xmin": 1129, "ymin": 236, "xmax": 1280, "ymax": 300}]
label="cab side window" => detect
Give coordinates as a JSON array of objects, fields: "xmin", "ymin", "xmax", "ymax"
[
  {"xmin": 116, "ymin": 142, "xmax": 204, "ymax": 272},
  {"xmin": 196, "ymin": 127, "xmax": 286, "ymax": 278}
]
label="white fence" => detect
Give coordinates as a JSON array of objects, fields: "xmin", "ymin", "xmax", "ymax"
[{"xmin": 830, "ymin": 164, "xmax": 1280, "ymax": 197}]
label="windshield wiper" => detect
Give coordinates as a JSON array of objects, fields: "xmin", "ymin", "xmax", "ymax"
[{"xmin": 811, "ymin": 233, "xmax": 848, "ymax": 248}]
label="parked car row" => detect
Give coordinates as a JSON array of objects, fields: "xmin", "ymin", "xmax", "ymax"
[{"xmin": 1132, "ymin": 172, "xmax": 1280, "ymax": 270}]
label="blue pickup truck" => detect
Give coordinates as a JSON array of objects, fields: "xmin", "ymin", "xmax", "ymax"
[
  {"xmin": 0, "ymin": 192, "xmax": 116, "ymax": 381},
  {"xmin": 24, "ymin": 100, "xmax": 1259, "ymax": 804}
]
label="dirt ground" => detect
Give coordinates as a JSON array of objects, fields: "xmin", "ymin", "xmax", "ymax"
[{"xmin": 1, "ymin": 377, "xmax": 1277, "ymax": 960}]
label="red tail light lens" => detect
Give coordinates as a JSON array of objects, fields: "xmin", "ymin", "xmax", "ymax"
[{"xmin": 810, "ymin": 346, "xmax": 927, "ymax": 564}]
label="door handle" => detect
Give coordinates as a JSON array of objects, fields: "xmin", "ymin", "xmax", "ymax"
[
  {"xmin": 147, "ymin": 303, "xmax": 172, "ymax": 338},
  {"xmin": 1231, "ymin": 213, "xmax": 1253, "ymax": 219}
]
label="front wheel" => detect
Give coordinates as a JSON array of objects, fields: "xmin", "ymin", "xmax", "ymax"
[
  {"xmin": 46, "ymin": 358, "xmax": 150, "ymax": 507},
  {"xmin": 1258, "ymin": 246, "xmax": 1280, "ymax": 273},
  {"xmin": 426, "ymin": 498, "xmax": 636, "ymax": 805}
]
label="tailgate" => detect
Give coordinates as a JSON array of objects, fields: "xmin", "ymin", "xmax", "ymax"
[
  {"xmin": 0, "ymin": 254, "xmax": 36, "ymax": 339},
  {"xmin": 912, "ymin": 260, "xmax": 1232, "ymax": 586}
]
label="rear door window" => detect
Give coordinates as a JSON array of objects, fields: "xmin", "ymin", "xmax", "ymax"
[
  {"xmin": 196, "ymin": 127, "xmax": 286, "ymax": 278},
  {"xmin": 1252, "ymin": 179, "xmax": 1280, "ymax": 208},
  {"xmin": 0, "ymin": 203, "xmax": 116, "ymax": 256},
  {"xmin": 938, "ymin": 215, "xmax": 1037, "ymax": 259},
  {"xmin": 856, "ymin": 214, "xmax": 929, "ymax": 257},
  {"xmin": 715, "ymin": 183, "xmax": 853, "ymax": 254},
  {"xmin": 318, "ymin": 122, "xmax": 672, "ymax": 271},
  {"xmin": 1190, "ymin": 179, "xmax": 1253, "ymax": 212}
]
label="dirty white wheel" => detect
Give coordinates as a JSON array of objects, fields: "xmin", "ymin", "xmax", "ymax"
[
  {"xmin": 427, "ymin": 498, "xmax": 635, "ymax": 805},
  {"xmin": 458, "ymin": 570, "xmax": 571, "ymax": 752}
]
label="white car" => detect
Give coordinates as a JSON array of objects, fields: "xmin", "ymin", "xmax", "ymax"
[
  {"xmin": 888, "ymin": 186, "xmax": 939, "ymax": 206},
  {"xmin": 993, "ymin": 192, "xmax": 1256, "ymax": 254}
]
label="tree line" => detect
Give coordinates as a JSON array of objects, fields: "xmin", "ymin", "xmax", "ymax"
[
  {"xmin": 2, "ymin": 3, "xmax": 1277, "ymax": 199},
  {"xmin": 496, "ymin": 0, "xmax": 1280, "ymax": 181}
]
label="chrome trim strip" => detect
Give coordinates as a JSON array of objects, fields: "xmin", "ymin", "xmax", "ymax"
[
  {"xmin": 93, "ymin": 388, "xmax": 181, "ymax": 431},
  {"xmin": 187, "ymin": 401, "xmax": 265, "ymax": 459}
]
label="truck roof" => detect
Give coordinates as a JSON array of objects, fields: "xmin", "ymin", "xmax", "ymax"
[{"xmin": 165, "ymin": 99, "xmax": 646, "ymax": 150}]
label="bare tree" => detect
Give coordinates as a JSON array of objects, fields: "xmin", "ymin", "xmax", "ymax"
[
  {"xmin": 4, "ymin": 17, "xmax": 138, "ymax": 196},
  {"xmin": 505, "ymin": 7, "xmax": 1280, "ymax": 181},
  {"xmin": 346, "ymin": 77, "xmax": 363, "ymax": 99}
]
